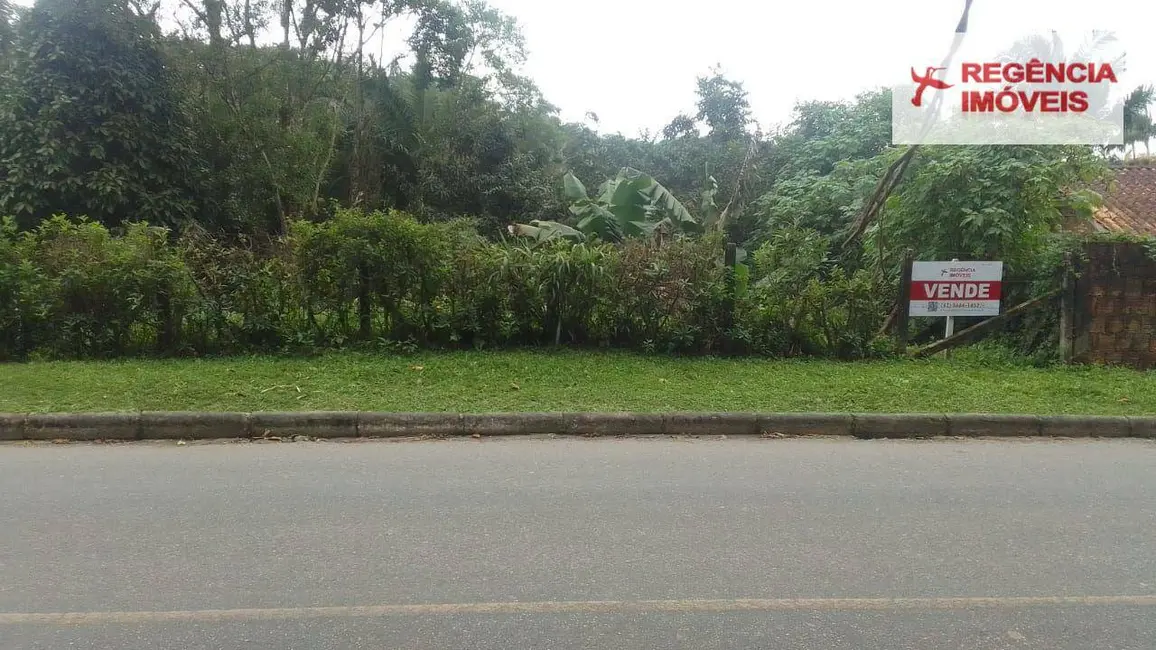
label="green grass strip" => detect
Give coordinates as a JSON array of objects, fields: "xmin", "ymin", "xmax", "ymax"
[{"xmin": 2, "ymin": 349, "xmax": 1153, "ymax": 415}]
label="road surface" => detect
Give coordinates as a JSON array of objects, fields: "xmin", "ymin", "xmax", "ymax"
[{"xmin": 1, "ymin": 437, "xmax": 1154, "ymax": 649}]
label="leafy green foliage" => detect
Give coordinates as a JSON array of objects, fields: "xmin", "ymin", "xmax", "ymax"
[
  {"xmin": 0, "ymin": 212, "xmax": 891, "ymax": 360},
  {"xmin": 1122, "ymin": 85, "xmax": 1155, "ymax": 158},
  {"xmin": 610, "ymin": 235, "xmax": 732, "ymax": 353},
  {"xmin": 0, "ymin": 0, "xmax": 1128, "ymax": 365},
  {"xmin": 749, "ymin": 91, "xmax": 893, "ymax": 240},
  {"xmin": 694, "ymin": 69, "xmax": 751, "ymax": 141},
  {"xmin": 289, "ymin": 208, "xmax": 457, "ymax": 342},
  {"xmin": 0, "ymin": 0, "xmax": 203, "ymax": 229},
  {"xmin": 2, "ymin": 215, "xmax": 189, "ymax": 358},
  {"xmin": 0, "ymin": 0, "xmax": 14, "ymax": 58},
  {"xmin": 177, "ymin": 225, "xmax": 300, "ymax": 351},
  {"xmin": 513, "ymin": 168, "xmax": 702, "ymax": 244},
  {"xmin": 867, "ymin": 145, "xmax": 1110, "ymax": 273},
  {"xmin": 735, "ymin": 227, "xmax": 889, "ymax": 358}
]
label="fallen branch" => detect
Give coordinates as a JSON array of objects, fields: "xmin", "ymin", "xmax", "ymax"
[
  {"xmin": 843, "ymin": 146, "xmax": 919, "ymax": 249},
  {"xmin": 260, "ymin": 384, "xmax": 302, "ymax": 394},
  {"xmin": 911, "ymin": 289, "xmax": 1061, "ymax": 358},
  {"xmin": 876, "ymin": 303, "xmax": 899, "ymax": 338},
  {"xmin": 841, "ymin": 0, "xmax": 975, "ymax": 251}
]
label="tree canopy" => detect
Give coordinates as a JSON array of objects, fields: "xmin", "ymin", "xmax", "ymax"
[{"xmin": 0, "ymin": 0, "xmax": 1147, "ymax": 271}]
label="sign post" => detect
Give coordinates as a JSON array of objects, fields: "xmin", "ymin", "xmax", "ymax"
[{"xmin": 943, "ymin": 259, "xmax": 958, "ymax": 357}]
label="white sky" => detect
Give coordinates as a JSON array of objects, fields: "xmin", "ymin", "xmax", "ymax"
[{"xmin": 486, "ymin": 0, "xmax": 1156, "ymax": 136}]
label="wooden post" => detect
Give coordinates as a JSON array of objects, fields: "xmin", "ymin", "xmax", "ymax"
[
  {"xmin": 1059, "ymin": 251, "xmax": 1075, "ymax": 364},
  {"xmin": 724, "ymin": 242, "xmax": 738, "ymax": 268},
  {"xmin": 896, "ymin": 249, "xmax": 914, "ymax": 355}
]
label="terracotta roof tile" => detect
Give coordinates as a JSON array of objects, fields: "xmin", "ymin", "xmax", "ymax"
[{"xmin": 1093, "ymin": 167, "xmax": 1156, "ymax": 236}]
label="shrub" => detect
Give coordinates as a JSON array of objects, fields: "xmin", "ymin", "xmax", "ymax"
[
  {"xmin": 2, "ymin": 216, "xmax": 190, "ymax": 358},
  {"xmin": 289, "ymin": 208, "xmax": 454, "ymax": 343},
  {"xmin": 178, "ymin": 225, "xmax": 297, "ymax": 352},
  {"xmin": 610, "ymin": 235, "xmax": 731, "ymax": 353},
  {"xmin": 0, "ymin": 211, "xmax": 903, "ymax": 360},
  {"xmin": 433, "ymin": 225, "xmax": 509, "ymax": 347},
  {"xmin": 0, "ymin": 217, "xmax": 40, "ymax": 359},
  {"xmin": 737, "ymin": 226, "xmax": 888, "ymax": 358}
]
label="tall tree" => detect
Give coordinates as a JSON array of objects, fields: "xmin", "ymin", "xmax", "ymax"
[
  {"xmin": 0, "ymin": 0, "xmax": 204, "ymax": 229},
  {"xmin": 1123, "ymin": 85, "xmax": 1154, "ymax": 159},
  {"xmin": 694, "ymin": 68, "xmax": 751, "ymax": 141}
]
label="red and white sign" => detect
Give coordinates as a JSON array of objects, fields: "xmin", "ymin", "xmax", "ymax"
[{"xmin": 909, "ymin": 261, "xmax": 1003, "ymax": 317}]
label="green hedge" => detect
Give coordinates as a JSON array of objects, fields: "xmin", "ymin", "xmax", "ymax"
[{"xmin": 0, "ymin": 211, "xmax": 895, "ymax": 360}]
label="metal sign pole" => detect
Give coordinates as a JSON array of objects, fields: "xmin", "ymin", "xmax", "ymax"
[{"xmin": 943, "ymin": 259, "xmax": 958, "ymax": 358}]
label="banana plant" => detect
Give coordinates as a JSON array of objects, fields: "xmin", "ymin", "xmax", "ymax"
[
  {"xmin": 511, "ymin": 167, "xmax": 702, "ymax": 244},
  {"xmin": 506, "ymin": 220, "xmax": 585, "ymax": 243}
]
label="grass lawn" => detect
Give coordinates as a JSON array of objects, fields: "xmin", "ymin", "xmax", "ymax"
[{"xmin": 1, "ymin": 348, "xmax": 1153, "ymax": 415}]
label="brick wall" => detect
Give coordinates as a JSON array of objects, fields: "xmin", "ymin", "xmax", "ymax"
[{"xmin": 1074, "ymin": 242, "xmax": 1156, "ymax": 368}]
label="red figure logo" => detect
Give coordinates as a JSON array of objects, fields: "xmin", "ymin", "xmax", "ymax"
[{"xmin": 910, "ymin": 67, "xmax": 953, "ymax": 107}]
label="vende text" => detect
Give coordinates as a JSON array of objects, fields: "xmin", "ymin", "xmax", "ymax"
[{"xmin": 911, "ymin": 282, "xmax": 1001, "ymax": 300}]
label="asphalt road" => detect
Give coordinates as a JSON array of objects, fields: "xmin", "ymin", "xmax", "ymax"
[{"xmin": 1, "ymin": 437, "xmax": 1155, "ymax": 649}]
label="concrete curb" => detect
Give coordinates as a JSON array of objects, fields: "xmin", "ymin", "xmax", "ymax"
[
  {"xmin": 946, "ymin": 414, "xmax": 1043, "ymax": 438},
  {"xmin": 0, "ymin": 412, "xmax": 1153, "ymax": 442},
  {"xmin": 25, "ymin": 413, "xmax": 141, "ymax": 441},
  {"xmin": 759, "ymin": 413, "xmax": 854, "ymax": 437},
  {"xmin": 361, "ymin": 412, "xmax": 464, "ymax": 437},
  {"xmin": 142, "ymin": 412, "xmax": 249, "ymax": 440},
  {"xmin": 253, "ymin": 411, "xmax": 358, "ymax": 438},
  {"xmin": 853, "ymin": 414, "xmax": 949, "ymax": 439}
]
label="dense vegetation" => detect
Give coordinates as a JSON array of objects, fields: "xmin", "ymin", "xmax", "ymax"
[
  {"xmin": 0, "ymin": 0, "xmax": 1153, "ymax": 361},
  {"xmin": 0, "ymin": 212, "xmax": 891, "ymax": 359}
]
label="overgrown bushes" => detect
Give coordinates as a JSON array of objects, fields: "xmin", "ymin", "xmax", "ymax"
[
  {"xmin": 0, "ymin": 211, "xmax": 897, "ymax": 360},
  {"xmin": 0, "ymin": 216, "xmax": 188, "ymax": 359},
  {"xmin": 738, "ymin": 227, "xmax": 889, "ymax": 358}
]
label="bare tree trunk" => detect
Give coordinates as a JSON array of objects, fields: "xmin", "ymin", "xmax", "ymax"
[
  {"xmin": 843, "ymin": 146, "xmax": 919, "ymax": 249},
  {"xmin": 281, "ymin": 0, "xmax": 290, "ymax": 48},
  {"xmin": 204, "ymin": 0, "xmax": 224, "ymax": 47},
  {"xmin": 717, "ymin": 137, "xmax": 758, "ymax": 233},
  {"xmin": 244, "ymin": 0, "xmax": 257, "ymax": 47},
  {"xmin": 312, "ymin": 103, "xmax": 341, "ymax": 215},
  {"xmin": 350, "ymin": 5, "xmax": 367, "ymax": 206}
]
